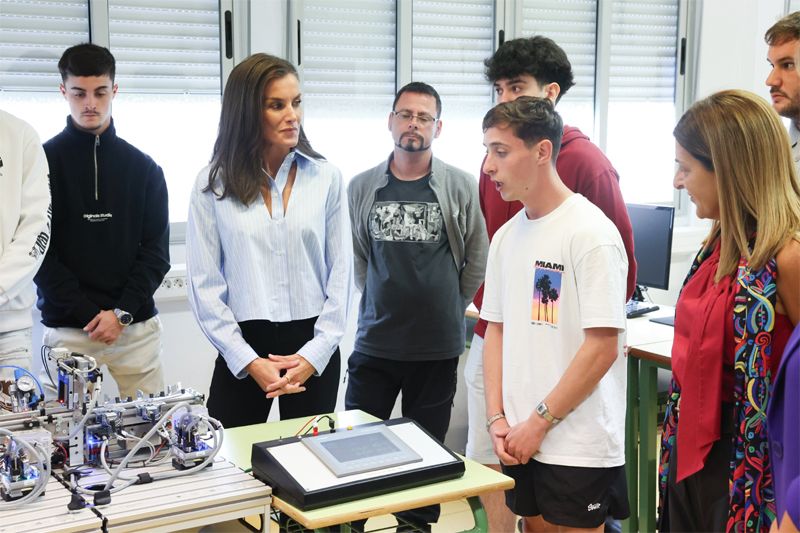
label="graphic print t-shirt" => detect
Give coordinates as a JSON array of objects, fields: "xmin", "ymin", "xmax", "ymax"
[
  {"xmin": 355, "ymin": 172, "xmax": 464, "ymax": 360},
  {"xmin": 480, "ymin": 194, "xmax": 628, "ymax": 467}
]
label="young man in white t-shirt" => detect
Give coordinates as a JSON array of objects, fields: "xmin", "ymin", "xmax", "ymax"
[{"xmin": 480, "ymin": 96, "xmax": 629, "ymax": 531}]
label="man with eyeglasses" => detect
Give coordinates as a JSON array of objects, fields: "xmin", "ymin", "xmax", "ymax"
[{"xmin": 346, "ymin": 81, "xmax": 488, "ymax": 532}]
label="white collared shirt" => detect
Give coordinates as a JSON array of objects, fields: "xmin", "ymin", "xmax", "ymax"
[{"xmin": 186, "ymin": 150, "xmax": 353, "ymax": 378}]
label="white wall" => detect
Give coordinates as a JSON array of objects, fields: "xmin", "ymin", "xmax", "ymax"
[{"xmin": 695, "ymin": 0, "xmax": 784, "ymax": 101}]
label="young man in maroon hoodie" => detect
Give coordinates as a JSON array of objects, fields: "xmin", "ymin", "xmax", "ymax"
[{"xmin": 465, "ymin": 36, "xmax": 636, "ymax": 532}]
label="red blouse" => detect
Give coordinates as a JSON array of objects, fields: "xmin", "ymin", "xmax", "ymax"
[{"xmin": 672, "ymin": 242, "xmax": 793, "ymax": 481}]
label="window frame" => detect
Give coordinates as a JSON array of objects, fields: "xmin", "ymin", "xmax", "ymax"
[
  {"xmin": 1, "ymin": 0, "xmax": 239, "ymax": 242},
  {"xmin": 674, "ymin": 0, "xmax": 702, "ymax": 222}
]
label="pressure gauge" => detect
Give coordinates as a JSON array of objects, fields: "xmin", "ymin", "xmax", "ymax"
[{"xmin": 15, "ymin": 375, "xmax": 35, "ymax": 393}]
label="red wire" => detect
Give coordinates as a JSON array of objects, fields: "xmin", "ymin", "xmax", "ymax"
[
  {"xmin": 295, "ymin": 416, "xmax": 316, "ymax": 436},
  {"xmin": 153, "ymin": 440, "xmax": 166, "ymax": 458},
  {"xmin": 55, "ymin": 442, "xmax": 69, "ymax": 465}
]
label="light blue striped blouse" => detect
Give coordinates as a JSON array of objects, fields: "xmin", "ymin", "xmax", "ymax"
[{"xmin": 186, "ymin": 150, "xmax": 353, "ymax": 379}]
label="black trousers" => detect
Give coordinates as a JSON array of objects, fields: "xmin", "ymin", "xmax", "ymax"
[
  {"xmin": 207, "ymin": 318, "xmax": 340, "ymax": 429},
  {"xmin": 659, "ymin": 403, "xmax": 734, "ymax": 532},
  {"xmin": 345, "ymin": 351, "xmax": 459, "ymax": 530}
]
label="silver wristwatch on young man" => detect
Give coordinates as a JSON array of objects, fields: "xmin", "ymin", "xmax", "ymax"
[
  {"xmin": 113, "ymin": 308, "xmax": 133, "ymax": 326},
  {"xmin": 535, "ymin": 401, "xmax": 562, "ymax": 425}
]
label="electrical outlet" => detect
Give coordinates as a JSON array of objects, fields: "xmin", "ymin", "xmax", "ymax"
[{"xmin": 154, "ymin": 264, "xmax": 188, "ymax": 302}]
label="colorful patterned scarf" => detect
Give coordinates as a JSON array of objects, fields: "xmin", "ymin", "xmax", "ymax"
[{"xmin": 658, "ymin": 245, "xmax": 777, "ymax": 532}]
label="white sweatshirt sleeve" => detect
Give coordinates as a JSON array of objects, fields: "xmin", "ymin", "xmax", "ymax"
[{"xmin": 0, "ymin": 114, "xmax": 51, "ymax": 306}]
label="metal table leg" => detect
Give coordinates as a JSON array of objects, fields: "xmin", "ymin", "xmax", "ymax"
[
  {"xmin": 623, "ymin": 354, "xmax": 640, "ymax": 533},
  {"xmin": 638, "ymin": 359, "xmax": 659, "ymax": 533},
  {"xmin": 460, "ymin": 496, "xmax": 488, "ymax": 533}
]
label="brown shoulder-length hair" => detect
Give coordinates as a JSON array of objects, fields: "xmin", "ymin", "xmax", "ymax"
[
  {"xmin": 206, "ymin": 53, "xmax": 323, "ymax": 205},
  {"xmin": 674, "ymin": 89, "xmax": 800, "ymax": 281}
]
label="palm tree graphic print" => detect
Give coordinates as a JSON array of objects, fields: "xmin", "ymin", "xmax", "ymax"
[{"xmin": 532, "ymin": 267, "xmax": 562, "ymax": 325}]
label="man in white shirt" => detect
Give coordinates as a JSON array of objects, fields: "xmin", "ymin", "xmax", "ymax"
[
  {"xmin": 766, "ymin": 11, "xmax": 800, "ymax": 172},
  {"xmin": 481, "ymin": 97, "xmax": 629, "ymax": 531},
  {"xmin": 0, "ymin": 110, "xmax": 51, "ymax": 381}
]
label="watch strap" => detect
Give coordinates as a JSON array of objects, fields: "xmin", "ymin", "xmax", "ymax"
[
  {"xmin": 113, "ymin": 308, "xmax": 133, "ymax": 326},
  {"xmin": 486, "ymin": 412, "xmax": 506, "ymax": 431},
  {"xmin": 536, "ymin": 401, "xmax": 562, "ymax": 425}
]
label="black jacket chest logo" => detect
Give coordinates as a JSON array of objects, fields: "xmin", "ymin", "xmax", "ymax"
[{"xmin": 82, "ymin": 212, "xmax": 113, "ymax": 223}]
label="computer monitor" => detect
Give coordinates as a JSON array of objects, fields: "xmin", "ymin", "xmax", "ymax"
[{"xmin": 626, "ymin": 203, "xmax": 675, "ymax": 296}]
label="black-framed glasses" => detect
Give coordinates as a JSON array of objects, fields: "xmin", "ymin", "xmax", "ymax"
[{"xmin": 392, "ymin": 110, "xmax": 438, "ymax": 125}]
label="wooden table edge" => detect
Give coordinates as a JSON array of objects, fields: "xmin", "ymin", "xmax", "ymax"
[{"xmin": 273, "ymin": 478, "xmax": 515, "ymax": 529}]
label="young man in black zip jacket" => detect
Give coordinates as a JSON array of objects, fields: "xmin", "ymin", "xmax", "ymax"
[{"xmin": 34, "ymin": 44, "xmax": 170, "ymax": 399}]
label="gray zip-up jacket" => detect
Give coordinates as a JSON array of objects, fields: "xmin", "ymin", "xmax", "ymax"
[{"xmin": 348, "ymin": 154, "xmax": 488, "ymax": 307}]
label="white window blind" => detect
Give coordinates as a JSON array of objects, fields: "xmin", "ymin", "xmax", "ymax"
[
  {"xmin": 517, "ymin": 0, "xmax": 597, "ymax": 137},
  {"xmin": 298, "ymin": 0, "xmax": 396, "ymax": 102},
  {"xmin": 605, "ymin": 0, "xmax": 680, "ymax": 204},
  {"xmin": 108, "ymin": 0, "xmax": 221, "ymax": 94},
  {"xmin": 411, "ymin": 0, "xmax": 494, "ymax": 105},
  {"xmin": 294, "ymin": 0, "xmax": 396, "ymax": 180},
  {"xmin": 520, "ymin": 0, "xmax": 597, "ymax": 102},
  {"xmin": 410, "ymin": 0, "xmax": 495, "ymax": 177},
  {"xmin": 0, "ymin": 0, "xmax": 89, "ymax": 91},
  {"xmin": 609, "ymin": 0, "xmax": 678, "ymax": 101}
]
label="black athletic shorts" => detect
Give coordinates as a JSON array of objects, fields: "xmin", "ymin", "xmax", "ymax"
[{"xmin": 501, "ymin": 459, "xmax": 630, "ymax": 528}]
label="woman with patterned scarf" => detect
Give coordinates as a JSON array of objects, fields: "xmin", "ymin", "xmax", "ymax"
[{"xmin": 658, "ymin": 89, "xmax": 800, "ymax": 532}]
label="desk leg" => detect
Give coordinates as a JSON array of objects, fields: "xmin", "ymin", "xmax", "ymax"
[
  {"xmin": 623, "ymin": 355, "xmax": 640, "ymax": 533},
  {"xmin": 261, "ymin": 504, "xmax": 269, "ymax": 533},
  {"xmin": 314, "ymin": 525, "xmax": 352, "ymax": 533},
  {"xmin": 638, "ymin": 360, "xmax": 658, "ymax": 533},
  {"xmin": 459, "ymin": 496, "xmax": 488, "ymax": 533}
]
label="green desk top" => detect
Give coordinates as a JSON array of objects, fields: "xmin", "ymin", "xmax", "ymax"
[{"xmin": 219, "ymin": 410, "xmax": 514, "ymax": 529}]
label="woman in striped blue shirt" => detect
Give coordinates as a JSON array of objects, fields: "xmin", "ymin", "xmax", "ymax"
[{"xmin": 186, "ymin": 53, "xmax": 353, "ymax": 428}]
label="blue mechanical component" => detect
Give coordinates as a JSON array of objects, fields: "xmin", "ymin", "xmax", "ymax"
[
  {"xmin": 171, "ymin": 412, "xmax": 210, "ymax": 470},
  {"xmin": 0, "ymin": 439, "xmax": 40, "ymax": 501}
]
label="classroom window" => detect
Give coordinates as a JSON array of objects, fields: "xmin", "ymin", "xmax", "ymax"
[
  {"xmin": 410, "ymin": 0, "xmax": 495, "ymax": 176},
  {"xmin": 604, "ymin": 0, "xmax": 680, "ymax": 205},
  {"xmin": 292, "ymin": 0, "xmax": 687, "ymax": 207},
  {"xmin": 0, "ymin": 0, "xmax": 223, "ymax": 225},
  {"xmin": 0, "ymin": 0, "xmax": 90, "ymax": 139},
  {"xmin": 518, "ymin": 0, "xmax": 597, "ymax": 136},
  {"xmin": 293, "ymin": 0, "xmax": 495, "ymax": 179},
  {"xmin": 107, "ymin": 0, "xmax": 222, "ymax": 224},
  {"xmin": 516, "ymin": 0, "xmax": 681, "ymax": 205},
  {"xmin": 3, "ymin": 0, "xmax": 689, "ymax": 227},
  {"xmin": 291, "ymin": 0, "xmax": 397, "ymax": 179}
]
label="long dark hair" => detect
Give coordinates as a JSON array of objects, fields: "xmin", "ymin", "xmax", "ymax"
[{"xmin": 206, "ymin": 53, "xmax": 323, "ymax": 205}]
